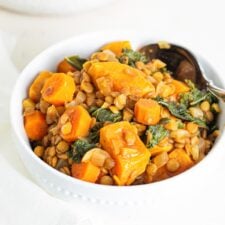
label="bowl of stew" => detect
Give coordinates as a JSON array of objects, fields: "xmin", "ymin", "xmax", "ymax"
[{"xmin": 10, "ymin": 31, "xmax": 225, "ymax": 204}]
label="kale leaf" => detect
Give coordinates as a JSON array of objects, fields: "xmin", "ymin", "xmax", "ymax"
[
  {"xmin": 89, "ymin": 106, "xmax": 122, "ymax": 122},
  {"xmin": 146, "ymin": 124, "xmax": 169, "ymax": 148},
  {"xmin": 179, "ymin": 80, "xmax": 217, "ymax": 106},
  {"xmin": 68, "ymin": 122, "xmax": 104, "ymax": 163},
  {"xmin": 65, "ymin": 55, "xmax": 87, "ymax": 71},
  {"xmin": 87, "ymin": 122, "xmax": 104, "ymax": 143},
  {"xmin": 68, "ymin": 139, "xmax": 96, "ymax": 163},
  {"xmin": 119, "ymin": 48, "xmax": 147, "ymax": 67},
  {"xmin": 155, "ymin": 96, "xmax": 207, "ymax": 128}
]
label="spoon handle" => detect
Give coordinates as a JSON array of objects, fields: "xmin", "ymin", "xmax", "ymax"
[{"xmin": 207, "ymin": 81, "xmax": 225, "ymax": 102}]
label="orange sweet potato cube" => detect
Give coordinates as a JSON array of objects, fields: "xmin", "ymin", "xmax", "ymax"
[
  {"xmin": 100, "ymin": 121, "xmax": 150, "ymax": 185},
  {"xmin": 134, "ymin": 98, "xmax": 161, "ymax": 125},
  {"xmin": 59, "ymin": 105, "xmax": 92, "ymax": 142}
]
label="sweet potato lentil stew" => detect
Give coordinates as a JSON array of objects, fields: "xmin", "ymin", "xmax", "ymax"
[{"xmin": 23, "ymin": 41, "xmax": 221, "ymax": 185}]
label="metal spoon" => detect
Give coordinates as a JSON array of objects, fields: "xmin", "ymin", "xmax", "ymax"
[{"xmin": 139, "ymin": 43, "xmax": 225, "ymax": 101}]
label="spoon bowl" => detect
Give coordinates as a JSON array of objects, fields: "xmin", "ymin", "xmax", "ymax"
[{"xmin": 139, "ymin": 43, "xmax": 225, "ymax": 101}]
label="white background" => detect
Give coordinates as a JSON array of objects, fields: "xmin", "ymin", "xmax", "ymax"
[{"xmin": 0, "ymin": 1, "xmax": 225, "ymax": 225}]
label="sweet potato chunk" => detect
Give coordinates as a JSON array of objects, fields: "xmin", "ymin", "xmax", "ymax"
[
  {"xmin": 100, "ymin": 121, "xmax": 150, "ymax": 185},
  {"xmin": 134, "ymin": 98, "xmax": 161, "ymax": 125},
  {"xmin": 41, "ymin": 73, "xmax": 76, "ymax": 106},
  {"xmin": 152, "ymin": 148, "xmax": 194, "ymax": 182},
  {"xmin": 59, "ymin": 105, "xmax": 92, "ymax": 142},
  {"xmin": 72, "ymin": 162, "xmax": 100, "ymax": 183},
  {"xmin": 57, "ymin": 59, "xmax": 77, "ymax": 73},
  {"xmin": 168, "ymin": 149, "xmax": 194, "ymax": 174},
  {"xmin": 86, "ymin": 62, "xmax": 155, "ymax": 97},
  {"xmin": 171, "ymin": 80, "xmax": 190, "ymax": 95},
  {"xmin": 101, "ymin": 41, "xmax": 131, "ymax": 56},
  {"xmin": 24, "ymin": 111, "xmax": 47, "ymax": 140},
  {"xmin": 29, "ymin": 71, "xmax": 52, "ymax": 102},
  {"xmin": 149, "ymin": 144, "xmax": 173, "ymax": 156}
]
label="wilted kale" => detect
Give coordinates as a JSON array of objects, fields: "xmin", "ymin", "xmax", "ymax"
[
  {"xmin": 68, "ymin": 139, "xmax": 96, "ymax": 163},
  {"xmin": 87, "ymin": 122, "xmax": 104, "ymax": 143},
  {"xmin": 119, "ymin": 48, "xmax": 147, "ymax": 67},
  {"xmin": 69, "ymin": 106, "xmax": 122, "ymax": 162},
  {"xmin": 65, "ymin": 55, "xmax": 87, "ymax": 70},
  {"xmin": 68, "ymin": 122, "xmax": 104, "ymax": 163},
  {"xmin": 155, "ymin": 96, "xmax": 207, "ymax": 128},
  {"xmin": 89, "ymin": 106, "xmax": 122, "ymax": 122},
  {"xmin": 179, "ymin": 80, "xmax": 217, "ymax": 106},
  {"xmin": 146, "ymin": 124, "xmax": 169, "ymax": 148},
  {"xmin": 159, "ymin": 118, "xmax": 170, "ymax": 125}
]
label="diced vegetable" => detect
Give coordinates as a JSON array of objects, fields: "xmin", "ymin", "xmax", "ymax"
[
  {"xmin": 29, "ymin": 71, "xmax": 52, "ymax": 102},
  {"xmin": 100, "ymin": 121, "xmax": 150, "ymax": 185},
  {"xmin": 86, "ymin": 62, "xmax": 155, "ymax": 97},
  {"xmin": 57, "ymin": 59, "xmax": 77, "ymax": 73},
  {"xmin": 59, "ymin": 105, "xmax": 92, "ymax": 142},
  {"xmin": 171, "ymin": 80, "xmax": 190, "ymax": 95},
  {"xmin": 168, "ymin": 149, "xmax": 193, "ymax": 174},
  {"xmin": 24, "ymin": 111, "xmax": 47, "ymax": 140},
  {"xmin": 151, "ymin": 149, "xmax": 193, "ymax": 181},
  {"xmin": 71, "ymin": 162, "xmax": 100, "ymax": 183},
  {"xmin": 101, "ymin": 41, "xmax": 131, "ymax": 56},
  {"xmin": 41, "ymin": 73, "xmax": 76, "ymax": 106},
  {"xmin": 134, "ymin": 99, "xmax": 161, "ymax": 125}
]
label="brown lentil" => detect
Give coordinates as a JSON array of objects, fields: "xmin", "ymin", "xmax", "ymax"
[
  {"xmin": 200, "ymin": 101, "xmax": 210, "ymax": 112},
  {"xmin": 146, "ymin": 163, "xmax": 157, "ymax": 176},
  {"xmin": 61, "ymin": 122, "xmax": 72, "ymax": 135},
  {"xmin": 114, "ymin": 94, "xmax": 127, "ymax": 110},
  {"xmin": 100, "ymin": 175, "xmax": 114, "ymax": 185},
  {"xmin": 60, "ymin": 166, "xmax": 71, "ymax": 176},
  {"xmin": 186, "ymin": 122, "xmax": 198, "ymax": 134},
  {"xmin": 39, "ymin": 99, "xmax": 50, "ymax": 114},
  {"xmin": 166, "ymin": 159, "xmax": 180, "ymax": 172},
  {"xmin": 34, "ymin": 146, "xmax": 44, "ymax": 158},
  {"xmin": 81, "ymin": 80, "xmax": 94, "ymax": 93},
  {"xmin": 22, "ymin": 98, "xmax": 35, "ymax": 112},
  {"xmin": 205, "ymin": 111, "xmax": 214, "ymax": 122},
  {"xmin": 57, "ymin": 153, "xmax": 68, "ymax": 160},
  {"xmin": 153, "ymin": 152, "xmax": 169, "ymax": 168},
  {"xmin": 211, "ymin": 103, "xmax": 220, "ymax": 113},
  {"xmin": 56, "ymin": 141, "xmax": 69, "ymax": 153}
]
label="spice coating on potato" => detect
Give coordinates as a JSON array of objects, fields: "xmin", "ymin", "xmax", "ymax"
[
  {"xmin": 86, "ymin": 62, "xmax": 155, "ymax": 97},
  {"xmin": 100, "ymin": 121, "xmax": 150, "ymax": 185},
  {"xmin": 41, "ymin": 73, "xmax": 76, "ymax": 106}
]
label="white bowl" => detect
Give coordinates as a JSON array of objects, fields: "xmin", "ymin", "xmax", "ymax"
[
  {"xmin": 10, "ymin": 31, "xmax": 225, "ymax": 205},
  {"xmin": 0, "ymin": 0, "xmax": 116, "ymax": 15}
]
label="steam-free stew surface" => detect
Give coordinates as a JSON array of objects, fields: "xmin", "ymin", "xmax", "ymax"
[{"xmin": 22, "ymin": 40, "xmax": 220, "ymax": 185}]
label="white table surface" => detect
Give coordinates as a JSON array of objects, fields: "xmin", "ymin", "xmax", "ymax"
[{"xmin": 0, "ymin": 1, "xmax": 225, "ymax": 224}]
